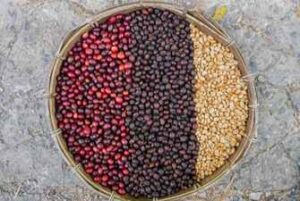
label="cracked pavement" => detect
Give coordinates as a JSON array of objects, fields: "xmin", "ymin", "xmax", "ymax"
[{"xmin": 0, "ymin": 0, "xmax": 299, "ymax": 201}]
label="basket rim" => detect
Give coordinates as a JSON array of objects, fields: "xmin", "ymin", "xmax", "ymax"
[{"xmin": 48, "ymin": 2, "xmax": 257, "ymax": 201}]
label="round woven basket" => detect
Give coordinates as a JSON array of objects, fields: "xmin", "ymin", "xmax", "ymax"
[{"xmin": 48, "ymin": 2, "xmax": 257, "ymax": 201}]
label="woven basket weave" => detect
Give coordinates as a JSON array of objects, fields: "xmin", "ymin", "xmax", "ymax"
[{"xmin": 48, "ymin": 2, "xmax": 257, "ymax": 201}]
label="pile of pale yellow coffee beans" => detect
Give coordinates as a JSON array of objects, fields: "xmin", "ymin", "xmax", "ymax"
[{"xmin": 190, "ymin": 24, "xmax": 249, "ymax": 180}]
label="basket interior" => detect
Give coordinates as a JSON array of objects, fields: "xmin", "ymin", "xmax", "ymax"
[{"xmin": 48, "ymin": 2, "xmax": 257, "ymax": 201}]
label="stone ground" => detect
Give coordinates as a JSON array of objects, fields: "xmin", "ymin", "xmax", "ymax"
[{"xmin": 0, "ymin": 0, "xmax": 300, "ymax": 201}]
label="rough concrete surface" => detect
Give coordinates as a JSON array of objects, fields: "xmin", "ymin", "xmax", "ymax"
[{"xmin": 0, "ymin": 0, "xmax": 299, "ymax": 201}]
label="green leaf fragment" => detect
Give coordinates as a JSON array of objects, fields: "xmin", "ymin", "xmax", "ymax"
[{"xmin": 212, "ymin": 5, "xmax": 228, "ymax": 22}]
